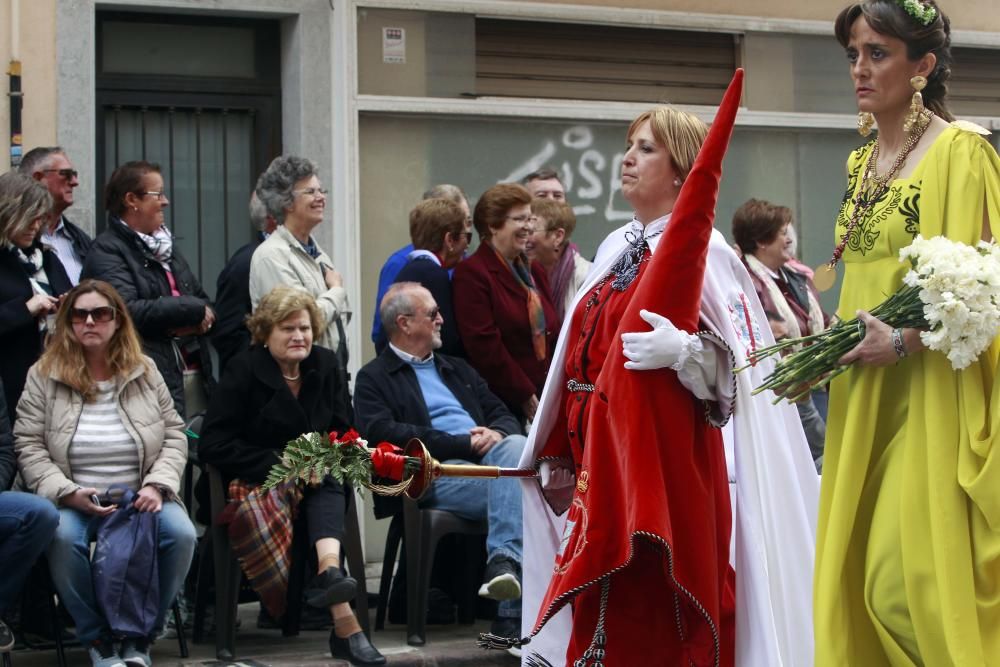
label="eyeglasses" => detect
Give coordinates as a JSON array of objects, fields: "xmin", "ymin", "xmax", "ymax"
[
  {"xmin": 41, "ymin": 168, "xmax": 78, "ymax": 180},
  {"xmin": 507, "ymin": 214, "xmax": 537, "ymax": 225},
  {"xmin": 293, "ymin": 187, "xmax": 328, "ymax": 198},
  {"xmin": 70, "ymin": 306, "xmax": 116, "ymax": 324},
  {"xmin": 140, "ymin": 191, "xmax": 168, "ymax": 201},
  {"xmin": 404, "ymin": 307, "xmax": 441, "ymax": 320}
]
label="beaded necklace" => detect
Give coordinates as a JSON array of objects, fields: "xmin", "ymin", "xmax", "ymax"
[{"xmin": 814, "ymin": 109, "xmax": 932, "ymax": 291}]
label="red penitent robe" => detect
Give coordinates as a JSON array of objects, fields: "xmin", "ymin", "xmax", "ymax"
[{"xmin": 537, "ymin": 251, "xmax": 735, "ymax": 667}]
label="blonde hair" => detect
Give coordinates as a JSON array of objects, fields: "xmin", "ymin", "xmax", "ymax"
[
  {"xmin": 38, "ymin": 280, "xmax": 150, "ymax": 401},
  {"xmin": 626, "ymin": 106, "xmax": 708, "ymax": 182},
  {"xmin": 0, "ymin": 172, "xmax": 52, "ymax": 249},
  {"xmin": 531, "ymin": 198, "xmax": 576, "ymax": 238},
  {"xmin": 247, "ymin": 285, "xmax": 326, "ymax": 345}
]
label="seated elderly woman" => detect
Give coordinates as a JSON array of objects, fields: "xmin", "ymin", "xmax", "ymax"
[
  {"xmin": 392, "ymin": 197, "xmax": 472, "ymax": 357},
  {"xmin": 81, "ymin": 160, "xmax": 215, "ymax": 419},
  {"xmin": 732, "ymin": 198, "xmax": 829, "ymax": 468},
  {"xmin": 14, "ymin": 279, "xmax": 196, "ymax": 667},
  {"xmin": 199, "ymin": 286, "xmax": 384, "ymax": 666},
  {"xmin": 453, "ymin": 183, "xmax": 557, "ymax": 424},
  {"xmin": 0, "ymin": 171, "xmax": 71, "ymax": 420},
  {"xmin": 525, "ymin": 198, "xmax": 591, "ymax": 329},
  {"xmin": 249, "ymin": 156, "xmax": 350, "ymax": 366}
]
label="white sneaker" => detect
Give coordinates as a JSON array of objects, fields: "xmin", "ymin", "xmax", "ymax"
[
  {"xmin": 120, "ymin": 637, "xmax": 152, "ymax": 667},
  {"xmin": 87, "ymin": 638, "xmax": 127, "ymax": 667}
]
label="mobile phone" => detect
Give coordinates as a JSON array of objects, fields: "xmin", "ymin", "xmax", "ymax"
[{"xmin": 90, "ymin": 494, "xmax": 103, "ymax": 506}]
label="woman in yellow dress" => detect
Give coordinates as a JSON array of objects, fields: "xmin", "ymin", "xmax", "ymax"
[{"xmin": 815, "ymin": 1, "xmax": 1000, "ymax": 665}]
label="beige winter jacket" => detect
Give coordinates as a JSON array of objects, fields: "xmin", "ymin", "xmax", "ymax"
[
  {"xmin": 248, "ymin": 225, "xmax": 351, "ymax": 354},
  {"xmin": 14, "ymin": 358, "xmax": 187, "ymax": 503}
]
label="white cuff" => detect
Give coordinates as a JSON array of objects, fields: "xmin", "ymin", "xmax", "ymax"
[{"xmin": 676, "ymin": 337, "xmax": 718, "ymax": 401}]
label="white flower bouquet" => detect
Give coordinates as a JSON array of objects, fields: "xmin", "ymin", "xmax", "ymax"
[{"xmin": 742, "ymin": 235, "xmax": 1000, "ymax": 402}]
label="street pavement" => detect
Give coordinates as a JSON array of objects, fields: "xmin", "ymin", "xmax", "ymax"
[{"xmin": 5, "ymin": 601, "xmax": 522, "ymax": 666}]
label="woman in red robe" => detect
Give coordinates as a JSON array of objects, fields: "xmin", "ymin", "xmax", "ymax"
[{"xmin": 484, "ymin": 72, "xmax": 746, "ymax": 667}]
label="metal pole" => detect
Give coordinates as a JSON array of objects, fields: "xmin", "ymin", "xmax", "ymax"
[{"xmin": 8, "ymin": 59, "xmax": 22, "ymax": 168}]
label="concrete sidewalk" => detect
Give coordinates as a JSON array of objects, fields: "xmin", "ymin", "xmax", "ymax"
[{"xmin": 5, "ymin": 602, "xmax": 522, "ymax": 667}]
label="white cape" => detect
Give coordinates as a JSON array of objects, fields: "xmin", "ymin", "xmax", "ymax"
[{"xmin": 518, "ymin": 219, "xmax": 820, "ymax": 667}]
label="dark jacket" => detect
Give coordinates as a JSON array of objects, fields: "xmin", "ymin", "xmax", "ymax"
[
  {"xmin": 81, "ymin": 219, "xmax": 213, "ymax": 416},
  {"xmin": 393, "ymin": 255, "xmax": 465, "ymax": 358},
  {"xmin": 59, "ymin": 215, "xmax": 94, "ymax": 267},
  {"xmin": 211, "ymin": 235, "xmax": 264, "ymax": 374},
  {"xmin": 199, "ymin": 345, "xmax": 353, "ymax": 486},
  {"xmin": 354, "ymin": 347, "xmax": 520, "ymax": 518},
  {"xmin": 0, "ymin": 380, "xmax": 14, "ymax": 491},
  {"xmin": 0, "ymin": 245, "xmax": 72, "ymax": 420},
  {"xmin": 452, "ymin": 243, "xmax": 557, "ymax": 415}
]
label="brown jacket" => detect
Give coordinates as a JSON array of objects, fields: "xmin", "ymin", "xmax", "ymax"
[{"xmin": 14, "ymin": 358, "xmax": 187, "ymax": 503}]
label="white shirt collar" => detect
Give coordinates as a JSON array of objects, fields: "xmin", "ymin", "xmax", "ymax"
[
  {"xmin": 407, "ymin": 249, "xmax": 441, "ymax": 265},
  {"xmin": 389, "ymin": 341, "xmax": 434, "ymax": 364}
]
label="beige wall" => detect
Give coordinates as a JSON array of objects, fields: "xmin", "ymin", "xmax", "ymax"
[
  {"xmin": 541, "ymin": 0, "xmax": 1000, "ymax": 33},
  {"xmin": 0, "ymin": 0, "xmax": 57, "ymax": 173}
]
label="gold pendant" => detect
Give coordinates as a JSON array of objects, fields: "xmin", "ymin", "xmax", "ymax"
[{"xmin": 813, "ymin": 263, "xmax": 838, "ymax": 292}]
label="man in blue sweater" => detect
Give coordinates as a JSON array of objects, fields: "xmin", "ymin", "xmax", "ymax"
[{"xmin": 354, "ymin": 282, "xmax": 525, "ymax": 643}]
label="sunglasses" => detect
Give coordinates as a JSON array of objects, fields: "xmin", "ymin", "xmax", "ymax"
[
  {"xmin": 41, "ymin": 168, "xmax": 79, "ymax": 180},
  {"xmin": 70, "ymin": 306, "xmax": 116, "ymax": 324}
]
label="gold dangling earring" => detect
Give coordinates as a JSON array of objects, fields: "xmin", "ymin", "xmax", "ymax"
[
  {"xmin": 903, "ymin": 75, "xmax": 927, "ymax": 133},
  {"xmin": 857, "ymin": 112, "xmax": 875, "ymax": 137}
]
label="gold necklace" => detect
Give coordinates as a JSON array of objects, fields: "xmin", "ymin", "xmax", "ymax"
[{"xmin": 814, "ymin": 109, "xmax": 932, "ymax": 292}]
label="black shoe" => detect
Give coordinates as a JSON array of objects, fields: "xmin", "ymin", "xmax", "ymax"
[
  {"xmin": 305, "ymin": 567, "xmax": 358, "ymax": 608},
  {"xmin": 489, "ymin": 615, "xmax": 520, "ymax": 640},
  {"xmin": 478, "ymin": 556, "xmax": 521, "ymax": 601},
  {"xmin": 0, "ymin": 618, "xmax": 13, "ymax": 652},
  {"xmin": 329, "ymin": 630, "xmax": 387, "ymax": 665}
]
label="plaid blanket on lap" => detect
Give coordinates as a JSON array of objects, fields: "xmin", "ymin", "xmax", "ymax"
[{"xmin": 218, "ymin": 479, "xmax": 304, "ymax": 619}]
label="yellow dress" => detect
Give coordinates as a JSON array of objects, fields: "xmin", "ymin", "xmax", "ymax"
[{"xmin": 815, "ymin": 125, "xmax": 1000, "ymax": 666}]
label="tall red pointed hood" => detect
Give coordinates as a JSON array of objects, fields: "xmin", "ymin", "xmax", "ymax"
[{"xmin": 616, "ymin": 67, "xmax": 743, "ymax": 334}]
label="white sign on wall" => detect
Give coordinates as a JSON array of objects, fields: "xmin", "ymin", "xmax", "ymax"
[{"xmin": 382, "ymin": 27, "xmax": 405, "ymax": 64}]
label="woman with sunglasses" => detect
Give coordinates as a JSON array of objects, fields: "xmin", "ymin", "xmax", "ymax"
[
  {"xmin": 453, "ymin": 183, "xmax": 557, "ymax": 425},
  {"xmin": 250, "ymin": 156, "xmax": 351, "ymax": 370},
  {"xmin": 15, "ymin": 279, "xmax": 195, "ymax": 667},
  {"xmin": 391, "ymin": 197, "xmax": 473, "ymax": 357},
  {"xmin": 81, "ymin": 161, "xmax": 215, "ymax": 419},
  {"xmin": 0, "ymin": 171, "xmax": 72, "ymax": 420}
]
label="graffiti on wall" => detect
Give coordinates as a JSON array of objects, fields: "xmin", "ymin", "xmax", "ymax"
[{"xmin": 499, "ymin": 125, "xmax": 633, "ymax": 222}]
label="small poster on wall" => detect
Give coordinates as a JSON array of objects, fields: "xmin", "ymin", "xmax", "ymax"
[{"xmin": 382, "ymin": 27, "xmax": 405, "ymax": 64}]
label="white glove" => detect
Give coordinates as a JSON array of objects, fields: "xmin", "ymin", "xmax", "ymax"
[{"xmin": 622, "ymin": 309, "xmax": 700, "ymax": 371}]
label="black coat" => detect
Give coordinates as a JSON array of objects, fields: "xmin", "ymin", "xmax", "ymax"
[
  {"xmin": 0, "ymin": 245, "xmax": 72, "ymax": 420},
  {"xmin": 354, "ymin": 348, "xmax": 519, "ymax": 517},
  {"xmin": 0, "ymin": 380, "xmax": 15, "ymax": 491},
  {"xmin": 393, "ymin": 256, "xmax": 465, "ymax": 358},
  {"xmin": 199, "ymin": 345, "xmax": 353, "ymax": 487},
  {"xmin": 59, "ymin": 215, "xmax": 94, "ymax": 268},
  {"xmin": 80, "ymin": 219, "xmax": 213, "ymax": 416},
  {"xmin": 211, "ymin": 235, "xmax": 263, "ymax": 375}
]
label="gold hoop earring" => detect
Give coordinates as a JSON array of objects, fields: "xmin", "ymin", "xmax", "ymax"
[
  {"xmin": 857, "ymin": 112, "xmax": 875, "ymax": 137},
  {"xmin": 904, "ymin": 76, "xmax": 928, "ymax": 134}
]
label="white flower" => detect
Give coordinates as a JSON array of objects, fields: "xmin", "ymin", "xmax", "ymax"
[{"xmin": 902, "ymin": 235, "xmax": 1000, "ymax": 370}]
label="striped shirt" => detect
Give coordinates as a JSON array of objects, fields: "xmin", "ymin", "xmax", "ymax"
[{"xmin": 67, "ymin": 380, "xmax": 141, "ymax": 492}]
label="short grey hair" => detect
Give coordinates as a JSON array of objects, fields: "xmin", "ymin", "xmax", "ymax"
[
  {"xmin": 18, "ymin": 146, "xmax": 66, "ymax": 176},
  {"xmin": 255, "ymin": 155, "xmax": 317, "ymax": 225},
  {"xmin": 249, "ymin": 191, "xmax": 269, "ymax": 232},
  {"xmin": 422, "ymin": 183, "xmax": 468, "ymax": 207},
  {"xmin": 380, "ymin": 282, "xmax": 423, "ymax": 339},
  {"xmin": 0, "ymin": 172, "xmax": 53, "ymax": 249}
]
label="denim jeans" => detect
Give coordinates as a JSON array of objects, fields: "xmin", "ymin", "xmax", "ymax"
[
  {"xmin": 0, "ymin": 491, "xmax": 60, "ymax": 612},
  {"xmin": 420, "ymin": 434, "xmax": 525, "ymax": 619},
  {"xmin": 46, "ymin": 501, "xmax": 197, "ymax": 643}
]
